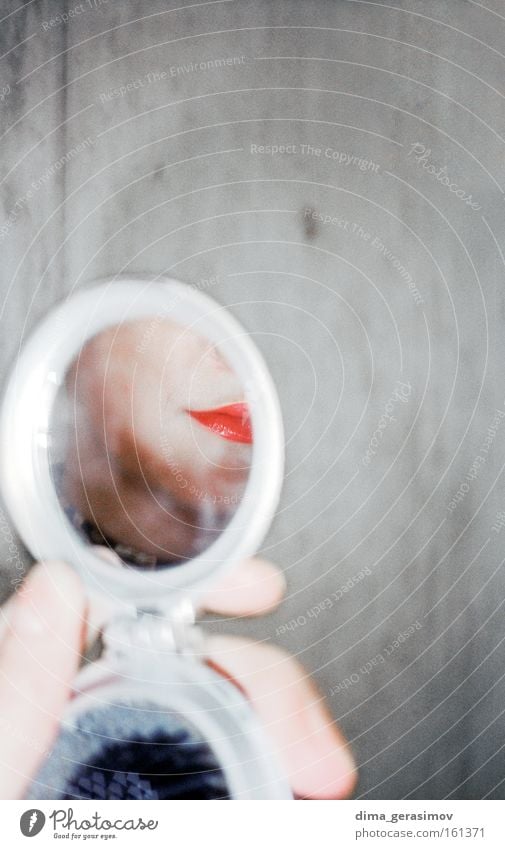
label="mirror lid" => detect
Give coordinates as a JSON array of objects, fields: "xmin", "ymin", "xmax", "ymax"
[{"xmin": 0, "ymin": 277, "xmax": 284, "ymax": 613}]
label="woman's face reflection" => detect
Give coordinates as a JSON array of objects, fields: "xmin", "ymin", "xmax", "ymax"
[{"xmin": 53, "ymin": 318, "xmax": 252, "ymax": 566}]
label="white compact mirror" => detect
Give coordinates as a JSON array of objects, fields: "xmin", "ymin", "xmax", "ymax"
[{"xmin": 0, "ymin": 278, "xmax": 284, "ymax": 611}]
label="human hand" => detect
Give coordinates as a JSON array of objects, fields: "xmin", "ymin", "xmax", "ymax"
[
  {"xmin": 0, "ymin": 558, "xmax": 357, "ymax": 800},
  {"xmin": 0, "ymin": 561, "xmax": 85, "ymax": 799},
  {"xmin": 201, "ymin": 556, "xmax": 357, "ymax": 800}
]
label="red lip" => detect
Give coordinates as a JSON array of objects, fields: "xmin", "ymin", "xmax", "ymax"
[{"xmin": 186, "ymin": 403, "xmax": 253, "ymax": 444}]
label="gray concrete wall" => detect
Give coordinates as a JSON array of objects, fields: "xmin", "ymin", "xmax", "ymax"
[{"xmin": 1, "ymin": 0, "xmax": 505, "ymax": 799}]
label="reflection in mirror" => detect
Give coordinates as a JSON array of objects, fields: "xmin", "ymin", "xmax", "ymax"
[{"xmin": 49, "ymin": 318, "xmax": 253, "ymax": 568}]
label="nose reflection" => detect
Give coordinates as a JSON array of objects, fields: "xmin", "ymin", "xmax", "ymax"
[{"xmin": 51, "ymin": 318, "xmax": 253, "ymax": 567}]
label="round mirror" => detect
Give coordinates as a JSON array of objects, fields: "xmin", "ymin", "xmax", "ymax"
[
  {"xmin": 0, "ymin": 279, "xmax": 283, "ymax": 607},
  {"xmin": 50, "ymin": 317, "xmax": 252, "ymax": 569}
]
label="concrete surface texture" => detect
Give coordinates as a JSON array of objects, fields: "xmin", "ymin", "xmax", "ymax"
[{"xmin": 1, "ymin": 0, "xmax": 505, "ymax": 799}]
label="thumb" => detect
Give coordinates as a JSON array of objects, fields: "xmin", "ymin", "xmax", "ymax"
[{"xmin": 0, "ymin": 561, "xmax": 86, "ymax": 799}]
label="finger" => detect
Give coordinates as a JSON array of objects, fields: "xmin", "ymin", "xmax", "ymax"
[
  {"xmin": 0, "ymin": 561, "xmax": 86, "ymax": 799},
  {"xmin": 206, "ymin": 634, "xmax": 357, "ymax": 799},
  {"xmin": 201, "ymin": 557, "xmax": 286, "ymax": 617}
]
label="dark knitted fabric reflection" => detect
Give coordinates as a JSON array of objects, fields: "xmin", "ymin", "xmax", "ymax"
[
  {"xmin": 64, "ymin": 730, "xmax": 229, "ymax": 800},
  {"xmin": 28, "ymin": 702, "xmax": 229, "ymax": 800}
]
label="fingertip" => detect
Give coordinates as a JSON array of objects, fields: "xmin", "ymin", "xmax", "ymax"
[
  {"xmin": 203, "ymin": 557, "xmax": 287, "ymax": 617},
  {"xmin": 293, "ymin": 737, "xmax": 358, "ymax": 800}
]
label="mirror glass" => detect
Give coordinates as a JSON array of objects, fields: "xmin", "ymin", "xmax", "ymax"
[{"xmin": 48, "ymin": 317, "xmax": 253, "ymax": 568}]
